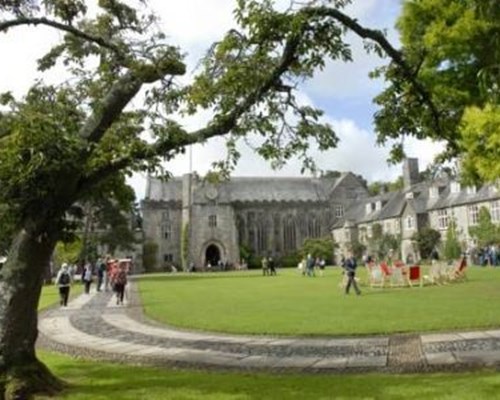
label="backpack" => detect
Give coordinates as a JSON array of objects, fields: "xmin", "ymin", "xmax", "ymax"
[{"xmin": 59, "ymin": 271, "xmax": 70, "ymax": 285}]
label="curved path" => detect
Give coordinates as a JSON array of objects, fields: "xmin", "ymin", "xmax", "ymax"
[{"xmin": 38, "ymin": 281, "xmax": 500, "ymax": 373}]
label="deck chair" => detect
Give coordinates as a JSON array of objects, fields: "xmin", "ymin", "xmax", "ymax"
[
  {"xmin": 407, "ymin": 265, "xmax": 423, "ymax": 287},
  {"xmin": 449, "ymin": 257, "xmax": 468, "ymax": 282},
  {"xmin": 367, "ymin": 263, "xmax": 385, "ymax": 288},
  {"xmin": 424, "ymin": 262, "xmax": 446, "ymax": 285},
  {"xmin": 390, "ymin": 264, "xmax": 406, "ymax": 287}
]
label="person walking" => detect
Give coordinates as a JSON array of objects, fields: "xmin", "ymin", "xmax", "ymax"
[
  {"xmin": 113, "ymin": 262, "xmax": 128, "ymax": 305},
  {"xmin": 268, "ymin": 256, "xmax": 277, "ymax": 276},
  {"xmin": 55, "ymin": 263, "xmax": 72, "ymax": 307},
  {"xmin": 306, "ymin": 254, "xmax": 315, "ymax": 277},
  {"xmin": 261, "ymin": 256, "xmax": 269, "ymax": 276},
  {"xmin": 82, "ymin": 262, "xmax": 93, "ymax": 294},
  {"xmin": 344, "ymin": 252, "xmax": 361, "ymax": 295}
]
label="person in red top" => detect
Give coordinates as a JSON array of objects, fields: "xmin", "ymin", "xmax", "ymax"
[{"xmin": 113, "ymin": 262, "xmax": 128, "ymax": 305}]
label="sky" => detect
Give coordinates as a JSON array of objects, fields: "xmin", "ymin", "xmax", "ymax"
[{"xmin": 0, "ymin": 0, "xmax": 445, "ymax": 200}]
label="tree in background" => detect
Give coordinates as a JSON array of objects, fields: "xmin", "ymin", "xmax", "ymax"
[
  {"xmin": 367, "ymin": 176, "xmax": 404, "ymax": 196},
  {"xmin": 374, "ymin": 0, "xmax": 499, "ymax": 184},
  {"xmin": 368, "ymin": 223, "xmax": 401, "ymax": 260},
  {"xmin": 469, "ymin": 207, "xmax": 500, "ymax": 248},
  {"xmin": 142, "ymin": 241, "xmax": 159, "ymax": 273},
  {"xmin": 442, "ymin": 220, "xmax": 462, "ymax": 261},
  {"xmin": 349, "ymin": 239, "xmax": 366, "ymax": 260},
  {"xmin": 300, "ymin": 236, "xmax": 337, "ymax": 264},
  {"xmin": 412, "ymin": 227, "xmax": 441, "ymax": 260}
]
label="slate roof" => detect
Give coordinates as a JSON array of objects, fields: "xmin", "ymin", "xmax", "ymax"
[
  {"xmin": 146, "ymin": 177, "xmax": 183, "ymax": 202},
  {"xmin": 145, "ymin": 175, "xmax": 345, "ymax": 203},
  {"xmin": 331, "ymin": 177, "xmax": 500, "ymax": 230},
  {"xmin": 227, "ymin": 177, "xmax": 334, "ymax": 203}
]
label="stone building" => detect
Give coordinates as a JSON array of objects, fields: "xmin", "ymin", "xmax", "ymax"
[
  {"xmin": 141, "ymin": 173, "xmax": 368, "ymax": 270},
  {"xmin": 332, "ymin": 158, "xmax": 500, "ymax": 263}
]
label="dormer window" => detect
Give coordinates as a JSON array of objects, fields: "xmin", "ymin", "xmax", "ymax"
[
  {"xmin": 405, "ymin": 192, "xmax": 414, "ymax": 200},
  {"xmin": 451, "ymin": 182, "xmax": 461, "ymax": 194},
  {"xmin": 365, "ymin": 203, "xmax": 373, "ymax": 215},
  {"xmin": 429, "ymin": 187, "xmax": 439, "ymax": 198},
  {"xmin": 375, "ymin": 201, "xmax": 382, "ymax": 211},
  {"xmin": 466, "ymin": 186, "xmax": 476, "ymax": 195}
]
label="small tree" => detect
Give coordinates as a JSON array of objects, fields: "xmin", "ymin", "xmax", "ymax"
[
  {"xmin": 349, "ymin": 239, "xmax": 366, "ymax": 260},
  {"xmin": 412, "ymin": 227, "xmax": 441, "ymax": 260},
  {"xmin": 469, "ymin": 207, "xmax": 500, "ymax": 247},
  {"xmin": 368, "ymin": 223, "xmax": 400, "ymax": 260},
  {"xmin": 443, "ymin": 220, "xmax": 462, "ymax": 261},
  {"xmin": 300, "ymin": 236, "xmax": 336, "ymax": 264}
]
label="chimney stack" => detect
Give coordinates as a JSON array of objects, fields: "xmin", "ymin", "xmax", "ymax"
[{"xmin": 403, "ymin": 158, "xmax": 419, "ymax": 189}]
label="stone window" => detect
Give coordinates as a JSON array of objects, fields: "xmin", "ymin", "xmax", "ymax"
[
  {"xmin": 451, "ymin": 182, "xmax": 461, "ymax": 194},
  {"xmin": 437, "ymin": 209, "xmax": 448, "ymax": 230},
  {"xmin": 208, "ymin": 215, "xmax": 217, "ymax": 228},
  {"xmin": 283, "ymin": 216, "xmax": 296, "ymax": 251},
  {"xmin": 273, "ymin": 214, "xmax": 281, "ymax": 252},
  {"xmin": 491, "ymin": 200, "xmax": 500, "ymax": 223},
  {"xmin": 163, "ymin": 254, "xmax": 173, "ymax": 262},
  {"xmin": 237, "ymin": 215, "xmax": 246, "ymax": 245},
  {"xmin": 384, "ymin": 221, "xmax": 391, "ymax": 233},
  {"xmin": 256, "ymin": 215, "xmax": 268, "ymax": 254},
  {"xmin": 406, "ymin": 216, "xmax": 414, "ymax": 230},
  {"xmin": 308, "ymin": 215, "xmax": 321, "ymax": 238},
  {"xmin": 162, "ymin": 224, "xmax": 172, "ymax": 240},
  {"xmin": 335, "ymin": 205, "xmax": 344, "ymax": 218},
  {"xmin": 344, "ymin": 229, "xmax": 350, "ymax": 241},
  {"xmin": 468, "ymin": 205, "xmax": 479, "ymax": 225}
]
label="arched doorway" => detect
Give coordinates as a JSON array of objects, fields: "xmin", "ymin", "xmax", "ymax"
[{"xmin": 205, "ymin": 244, "xmax": 221, "ymax": 267}]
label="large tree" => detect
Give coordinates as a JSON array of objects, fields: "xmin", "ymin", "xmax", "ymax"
[
  {"xmin": 373, "ymin": 0, "xmax": 499, "ymax": 183},
  {"xmin": 0, "ymin": 0, "xmax": 442, "ymax": 398}
]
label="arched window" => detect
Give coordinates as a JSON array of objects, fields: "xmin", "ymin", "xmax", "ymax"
[
  {"xmin": 236, "ymin": 215, "xmax": 246, "ymax": 245},
  {"xmin": 308, "ymin": 214, "xmax": 321, "ymax": 238},
  {"xmin": 283, "ymin": 215, "xmax": 296, "ymax": 251},
  {"xmin": 256, "ymin": 214, "xmax": 268, "ymax": 254},
  {"xmin": 274, "ymin": 213, "xmax": 281, "ymax": 252}
]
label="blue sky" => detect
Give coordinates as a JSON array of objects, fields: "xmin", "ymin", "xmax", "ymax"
[{"xmin": 0, "ymin": 0, "xmax": 444, "ymax": 199}]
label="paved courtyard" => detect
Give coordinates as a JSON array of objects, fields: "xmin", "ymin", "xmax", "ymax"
[{"xmin": 38, "ymin": 279, "xmax": 500, "ymax": 373}]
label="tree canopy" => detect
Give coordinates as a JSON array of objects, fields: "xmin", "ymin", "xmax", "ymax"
[{"xmin": 373, "ymin": 0, "xmax": 500, "ymax": 184}]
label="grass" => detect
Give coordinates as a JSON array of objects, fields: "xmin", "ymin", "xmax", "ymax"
[
  {"xmin": 138, "ymin": 267, "xmax": 500, "ymax": 336},
  {"xmin": 33, "ymin": 267, "xmax": 500, "ymax": 399},
  {"xmin": 36, "ymin": 351, "xmax": 500, "ymax": 399}
]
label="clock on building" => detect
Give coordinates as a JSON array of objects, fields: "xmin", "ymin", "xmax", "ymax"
[{"xmin": 205, "ymin": 185, "xmax": 218, "ymax": 200}]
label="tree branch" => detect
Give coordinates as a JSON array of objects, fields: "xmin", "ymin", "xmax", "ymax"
[
  {"xmin": 77, "ymin": 32, "xmax": 304, "ymax": 190},
  {"xmin": 0, "ymin": 17, "xmax": 125, "ymax": 58},
  {"xmin": 79, "ymin": 58, "xmax": 186, "ymax": 143},
  {"xmin": 301, "ymin": 6, "xmax": 442, "ymax": 133}
]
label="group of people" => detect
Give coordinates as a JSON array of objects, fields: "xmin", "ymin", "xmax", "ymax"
[
  {"xmin": 55, "ymin": 257, "xmax": 129, "ymax": 307},
  {"xmin": 261, "ymin": 256, "xmax": 277, "ymax": 276},
  {"xmin": 298, "ymin": 254, "xmax": 326, "ymax": 277}
]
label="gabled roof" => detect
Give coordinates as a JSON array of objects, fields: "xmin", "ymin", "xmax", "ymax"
[{"xmin": 145, "ymin": 175, "xmax": 348, "ymax": 204}]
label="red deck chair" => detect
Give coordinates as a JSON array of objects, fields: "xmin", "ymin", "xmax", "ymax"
[
  {"xmin": 450, "ymin": 257, "xmax": 468, "ymax": 281},
  {"xmin": 408, "ymin": 265, "xmax": 423, "ymax": 287}
]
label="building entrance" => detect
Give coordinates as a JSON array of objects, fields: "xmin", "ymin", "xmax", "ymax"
[{"xmin": 205, "ymin": 244, "xmax": 221, "ymax": 268}]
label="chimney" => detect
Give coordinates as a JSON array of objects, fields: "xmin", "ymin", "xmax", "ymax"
[{"xmin": 403, "ymin": 158, "xmax": 419, "ymax": 189}]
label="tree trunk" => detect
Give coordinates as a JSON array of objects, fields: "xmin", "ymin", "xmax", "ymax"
[{"xmin": 0, "ymin": 229, "xmax": 64, "ymax": 399}]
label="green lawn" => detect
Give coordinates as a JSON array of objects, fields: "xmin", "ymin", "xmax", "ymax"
[
  {"xmin": 138, "ymin": 267, "xmax": 500, "ymax": 336},
  {"xmin": 36, "ymin": 351, "xmax": 500, "ymax": 400},
  {"xmin": 34, "ymin": 267, "xmax": 500, "ymax": 399}
]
